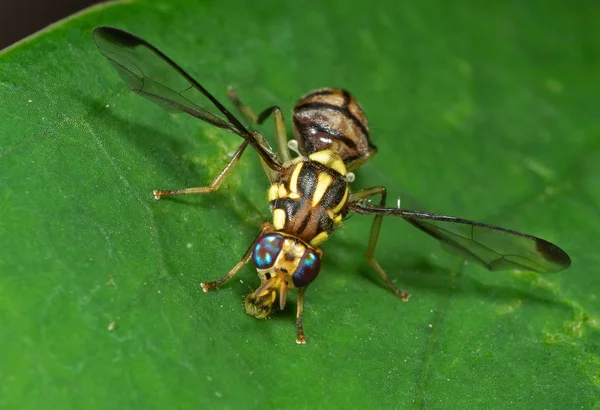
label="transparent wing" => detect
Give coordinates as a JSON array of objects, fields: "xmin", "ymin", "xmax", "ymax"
[
  {"xmin": 92, "ymin": 26, "xmax": 282, "ymax": 171},
  {"xmin": 348, "ymin": 200, "xmax": 571, "ymax": 273}
]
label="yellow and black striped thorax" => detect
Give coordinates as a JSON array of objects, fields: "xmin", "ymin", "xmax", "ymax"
[
  {"xmin": 268, "ymin": 150, "xmax": 349, "ymax": 247},
  {"xmin": 292, "ymin": 88, "xmax": 377, "ymax": 172}
]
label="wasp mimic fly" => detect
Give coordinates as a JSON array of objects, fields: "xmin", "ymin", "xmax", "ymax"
[{"xmin": 93, "ymin": 27, "xmax": 571, "ymax": 344}]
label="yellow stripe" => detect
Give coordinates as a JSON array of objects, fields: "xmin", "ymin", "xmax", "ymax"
[
  {"xmin": 328, "ymin": 157, "xmax": 346, "ymax": 176},
  {"xmin": 331, "ymin": 187, "xmax": 348, "ymax": 214},
  {"xmin": 277, "ymin": 184, "xmax": 287, "ymax": 198},
  {"xmin": 289, "ymin": 163, "xmax": 303, "ymax": 193},
  {"xmin": 312, "ymin": 173, "xmax": 333, "ymax": 206},
  {"xmin": 273, "ymin": 208, "xmax": 286, "ymax": 230},
  {"xmin": 268, "ymin": 184, "xmax": 278, "ymax": 202},
  {"xmin": 309, "ymin": 150, "xmax": 347, "ymax": 176},
  {"xmin": 310, "ymin": 232, "xmax": 329, "ymax": 247}
]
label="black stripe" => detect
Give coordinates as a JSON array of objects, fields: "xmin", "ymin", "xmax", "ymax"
[
  {"xmin": 293, "ymin": 116, "xmax": 318, "ymax": 151},
  {"xmin": 274, "ymin": 198, "xmax": 301, "ymax": 224},
  {"xmin": 317, "ymin": 211, "xmax": 334, "ymax": 234},
  {"xmin": 292, "ymin": 116, "xmax": 308, "ymax": 151},
  {"xmin": 341, "ymin": 89, "xmax": 352, "ymax": 106},
  {"xmin": 321, "ymin": 176, "xmax": 347, "ymax": 209},
  {"xmin": 343, "ymin": 152, "xmax": 365, "ymax": 163},
  {"xmin": 297, "ymin": 162, "xmax": 318, "ymax": 199},
  {"xmin": 304, "ymin": 89, "xmax": 338, "ymax": 98},
  {"xmin": 306, "ymin": 123, "xmax": 357, "ymax": 149},
  {"xmin": 296, "ymin": 209, "xmax": 312, "ymax": 234},
  {"xmin": 295, "ymin": 102, "xmax": 369, "ymax": 139}
]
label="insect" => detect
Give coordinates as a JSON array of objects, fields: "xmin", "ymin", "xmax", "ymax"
[{"xmin": 93, "ymin": 26, "xmax": 571, "ymax": 344}]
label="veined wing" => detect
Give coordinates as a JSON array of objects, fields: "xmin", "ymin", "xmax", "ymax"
[
  {"xmin": 92, "ymin": 26, "xmax": 282, "ymax": 171},
  {"xmin": 348, "ymin": 200, "xmax": 571, "ymax": 273}
]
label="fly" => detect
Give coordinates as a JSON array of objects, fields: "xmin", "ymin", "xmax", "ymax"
[{"xmin": 92, "ymin": 26, "xmax": 571, "ymax": 344}]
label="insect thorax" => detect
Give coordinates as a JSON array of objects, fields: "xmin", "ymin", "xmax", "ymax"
[{"xmin": 268, "ymin": 150, "xmax": 349, "ymax": 247}]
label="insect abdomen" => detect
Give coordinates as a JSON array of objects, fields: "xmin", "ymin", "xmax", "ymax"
[{"xmin": 292, "ymin": 88, "xmax": 377, "ymax": 171}]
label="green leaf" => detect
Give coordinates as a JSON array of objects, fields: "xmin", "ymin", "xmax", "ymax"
[{"xmin": 1, "ymin": 0, "xmax": 598, "ymax": 408}]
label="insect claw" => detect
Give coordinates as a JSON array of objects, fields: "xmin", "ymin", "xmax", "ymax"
[{"xmin": 226, "ymin": 86, "xmax": 237, "ymax": 100}]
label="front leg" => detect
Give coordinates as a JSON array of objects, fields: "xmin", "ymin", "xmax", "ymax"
[
  {"xmin": 295, "ymin": 287, "xmax": 307, "ymax": 344},
  {"xmin": 201, "ymin": 222, "xmax": 272, "ymax": 291}
]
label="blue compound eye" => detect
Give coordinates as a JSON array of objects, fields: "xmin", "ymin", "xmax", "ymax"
[
  {"xmin": 292, "ymin": 248, "xmax": 321, "ymax": 287},
  {"xmin": 253, "ymin": 233, "xmax": 285, "ymax": 269}
]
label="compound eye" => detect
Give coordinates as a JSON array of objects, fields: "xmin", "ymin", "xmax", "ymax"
[
  {"xmin": 292, "ymin": 248, "xmax": 321, "ymax": 287},
  {"xmin": 253, "ymin": 233, "xmax": 285, "ymax": 269}
]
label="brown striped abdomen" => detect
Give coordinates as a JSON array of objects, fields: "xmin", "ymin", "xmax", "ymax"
[{"xmin": 292, "ymin": 88, "xmax": 377, "ymax": 171}]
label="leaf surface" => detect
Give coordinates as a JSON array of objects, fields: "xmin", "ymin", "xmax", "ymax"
[{"xmin": 1, "ymin": 0, "xmax": 598, "ymax": 408}]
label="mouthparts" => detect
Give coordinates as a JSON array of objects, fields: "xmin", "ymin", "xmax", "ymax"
[{"xmin": 244, "ymin": 275, "xmax": 290, "ymax": 319}]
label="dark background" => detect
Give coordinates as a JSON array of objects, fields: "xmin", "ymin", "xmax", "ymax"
[{"xmin": 1, "ymin": 0, "xmax": 102, "ymax": 50}]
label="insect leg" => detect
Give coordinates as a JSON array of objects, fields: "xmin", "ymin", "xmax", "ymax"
[
  {"xmin": 200, "ymin": 222, "xmax": 272, "ymax": 292},
  {"xmin": 227, "ymin": 89, "xmax": 275, "ymax": 181},
  {"xmin": 350, "ymin": 187, "xmax": 411, "ymax": 301},
  {"xmin": 153, "ymin": 140, "xmax": 249, "ymax": 199},
  {"xmin": 227, "ymin": 88, "xmax": 258, "ymax": 122},
  {"xmin": 256, "ymin": 107, "xmax": 291, "ymax": 164},
  {"xmin": 295, "ymin": 287, "xmax": 307, "ymax": 344},
  {"xmin": 228, "ymin": 88, "xmax": 291, "ymax": 164}
]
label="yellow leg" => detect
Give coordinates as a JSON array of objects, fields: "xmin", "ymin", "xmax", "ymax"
[
  {"xmin": 201, "ymin": 222, "xmax": 272, "ymax": 291},
  {"xmin": 153, "ymin": 140, "xmax": 249, "ymax": 199},
  {"xmin": 296, "ymin": 287, "xmax": 307, "ymax": 344},
  {"xmin": 350, "ymin": 187, "xmax": 411, "ymax": 301},
  {"xmin": 228, "ymin": 88, "xmax": 291, "ymax": 164}
]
